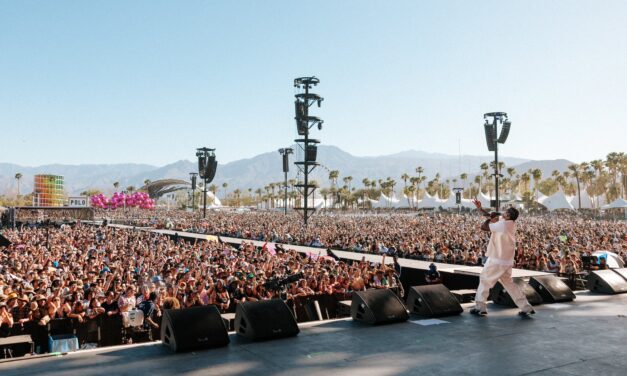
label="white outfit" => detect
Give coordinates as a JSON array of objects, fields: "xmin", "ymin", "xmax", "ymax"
[{"xmin": 474, "ymin": 218, "xmax": 533, "ymax": 313}]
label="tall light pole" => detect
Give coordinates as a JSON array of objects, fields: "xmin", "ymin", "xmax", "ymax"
[
  {"xmin": 294, "ymin": 76, "xmax": 324, "ymax": 226},
  {"xmin": 278, "ymin": 148, "xmax": 293, "ymax": 215},
  {"xmin": 483, "ymin": 112, "xmax": 511, "ymax": 211},
  {"xmin": 196, "ymin": 147, "xmax": 217, "ymax": 219},
  {"xmin": 189, "ymin": 172, "xmax": 198, "ymax": 212}
]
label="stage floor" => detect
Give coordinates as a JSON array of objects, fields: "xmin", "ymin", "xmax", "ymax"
[{"xmin": 2, "ymin": 292, "xmax": 627, "ymax": 376}]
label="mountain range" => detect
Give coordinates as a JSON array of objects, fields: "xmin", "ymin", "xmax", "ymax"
[{"xmin": 0, "ymin": 145, "xmax": 574, "ymax": 196}]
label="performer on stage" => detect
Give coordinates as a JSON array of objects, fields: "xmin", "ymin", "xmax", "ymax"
[{"xmin": 470, "ymin": 199, "xmax": 535, "ymax": 317}]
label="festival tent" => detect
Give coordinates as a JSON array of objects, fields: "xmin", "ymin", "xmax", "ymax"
[
  {"xmin": 592, "ymin": 251, "xmax": 625, "ymax": 269},
  {"xmin": 417, "ymin": 192, "xmax": 444, "ymax": 209},
  {"xmin": 373, "ymin": 194, "xmax": 401, "ymax": 209},
  {"xmin": 601, "ymin": 198, "xmax": 627, "ymax": 209},
  {"xmin": 536, "ymin": 193, "xmax": 548, "ymax": 205},
  {"xmin": 397, "ymin": 194, "xmax": 414, "ymax": 208},
  {"xmin": 569, "ymin": 190, "xmax": 594, "ymax": 209},
  {"xmin": 441, "ymin": 194, "xmax": 475, "ymax": 209},
  {"xmin": 474, "ymin": 192, "xmax": 492, "ymax": 208},
  {"xmin": 540, "ymin": 191, "xmax": 574, "ymax": 211}
]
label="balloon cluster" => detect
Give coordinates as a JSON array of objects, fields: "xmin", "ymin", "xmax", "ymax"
[{"xmin": 90, "ymin": 192, "xmax": 155, "ymax": 210}]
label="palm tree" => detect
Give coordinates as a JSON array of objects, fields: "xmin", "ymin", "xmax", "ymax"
[
  {"xmin": 222, "ymin": 182, "xmax": 228, "ymax": 202},
  {"xmin": 113, "ymin": 181, "xmax": 119, "ymax": 192},
  {"xmin": 531, "ymin": 169, "xmax": 542, "ymax": 199},
  {"xmin": 126, "ymin": 186, "xmax": 135, "ymax": 194},
  {"xmin": 344, "ymin": 176, "xmax": 353, "ymax": 192},
  {"xmin": 415, "ymin": 166, "xmax": 424, "ymax": 179},
  {"xmin": 319, "ymin": 188, "xmax": 330, "ymax": 208},
  {"xmin": 233, "ymin": 189, "xmax": 241, "ymax": 206},
  {"xmin": 143, "ymin": 179, "xmax": 151, "ymax": 187},
  {"xmin": 480, "ymin": 162, "xmax": 489, "ymax": 194},
  {"xmin": 460, "ymin": 173, "xmax": 468, "ymax": 197},
  {"xmin": 400, "ymin": 173, "xmax": 409, "ymax": 189},
  {"xmin": 568, "ymin": 164, "xmax": 582, "ymax": 209},
  {"xmin": 14, "ymin": 173, "xmax": 22, "ymax": 198}
]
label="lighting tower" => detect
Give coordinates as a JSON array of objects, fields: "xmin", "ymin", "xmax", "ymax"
[
  {"xmin": 483, "ymin": 112, "xmax": 512, "ymax": 210},
  {"xmin": 196, "ymin": 147, "xmax": 217, "ymax": 219},
  {"xmin": 293, "ymin": 76, "xmax": 323, "ymax": 225},
  {"xmin": 278, "ymin": 148, "xmax": 294, "ymax": 215}
]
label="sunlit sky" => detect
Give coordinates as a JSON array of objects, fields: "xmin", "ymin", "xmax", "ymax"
[{"xmin": 1, "ymin": 1, "xmax": 625, "ymax": 166}]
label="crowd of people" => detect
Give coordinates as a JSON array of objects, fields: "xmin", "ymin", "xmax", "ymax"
[
  {"xmin": 0, "ymin": 208, "xmax": 625, "ymax": 352},
  {"xmin": 0, "ymin": 223, "xmax": 399, "ymax": 341},
  {"xmin": 120, "ymin": 210, "xmax": 626, "ymax": 275}
]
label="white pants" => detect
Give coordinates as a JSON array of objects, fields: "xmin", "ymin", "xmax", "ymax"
[{"xmin": 474, "ymin": 263, "xmax": 533, "ymax": 313}]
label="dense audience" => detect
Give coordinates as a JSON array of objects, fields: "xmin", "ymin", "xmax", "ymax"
[
  {"xmin": 119, "ymin": 210, "xmax": 626, "ymax": 274},
  {"xmin": 0, "ymin": 209, "xmax": 625, "ymax": 353},
  {"xmin": 0, "ymin": 223, "xmax": 398, "ymax": 340}
]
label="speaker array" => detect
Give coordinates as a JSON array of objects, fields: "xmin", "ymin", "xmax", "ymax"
[
  {"xmin": 587, "ymin": 269, "xmax": 627, "ymax": 294},
  {"xmin": 351, "ymin": 289, "xmax": 409, "ymax": 324},
  {"xmin": 405, "ymin": 285, "xmax": 463, "ymax": 318},
  {"xmin": 489, "ymin": 280, "xmax": 543, "ymax": 307},
  {"xmin": 529, "ymin": 275, "xmax": 576, "ymax": 303}
]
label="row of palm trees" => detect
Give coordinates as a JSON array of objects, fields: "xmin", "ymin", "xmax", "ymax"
[{"xmin": 243, "ymin": 152, "xmax": 625, "ymax": 210}]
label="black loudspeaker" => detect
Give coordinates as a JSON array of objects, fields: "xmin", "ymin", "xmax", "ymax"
[
  {"xmin": 489, "ymin": 280, "xmax": 543, "ymax": 307},
  {"xmin": 305, "ymin": 145, "xmax": 317, "ymax": 163},
  {"xmin": 191, "ymin": 175, "xmax": 196, "ymax": 191},
  {"xmin": 198, "ymin": 156, "xmax": 207, "ymax": 179},
  {"xmin": 529, "ymin": 275, "xmax": 576, "ymax": 303},
  {"xmin": 405, "ymin": 284, "xmax": 463, "ymax": 318},
  {"xmin": 587, "ymin": 270, "xmax": 627, "ymax": 294},
  {"xmin": 0, "ymin": 234, "xmax": 11, "ymax": 247},
  {"xmin": 161, "ymin": 305, "xmax": 229, "ymax": 352},
  {"xmin": 351, "ymin": 289, "xmax": 409, "ymax": 324},
  {"xmin": 205, "ymin": 157, "xmax": 217, "ymax": 183},
  {"xmin": 282, "ymin": 154, "xmax": 289, "ymax": 173},
  {"xmin": 234, "ymin": 299, "xmax": 299, "ymax": 341}
]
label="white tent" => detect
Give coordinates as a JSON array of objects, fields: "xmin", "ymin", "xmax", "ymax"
[
  {"xmin": 540, "ymin": 191, "xmax": 574, "ymax": 211},
  {"xmin": 601, "ymin": 198, "xmax": 627, "ymax": 209},
  {"xmin": 373, "ymin": 194, "xmax": 401, "ymax": 209},
  {"xmin": 441, "ymin": 194, "xmax": 475, "ymax": 209},
  {"xmin": 536, "ymin": 193, "xmax": 548, "ymax": 205},
  {"xmin": 569, "ymin": 190, "xmax": 594, "ymax": 209},
  {"xmin": 418, "ymin": 192, "xmax": 444, "ymax": 209},
  {"xmin": 400, "ymin": 194, "xmax": 415, "ymax": 208},
  {"xmin": 473, "ymin": 192, "xmax": 491, "ymax": 208}
]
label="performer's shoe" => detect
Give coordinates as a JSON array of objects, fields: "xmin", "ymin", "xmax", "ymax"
[
  {"xmin": 469, "ymin": 308, "xmax": 487, "ymax": 316},
  {"xmin": 518, "ymin": 309, "xmax": 536, "ymax": 318}
]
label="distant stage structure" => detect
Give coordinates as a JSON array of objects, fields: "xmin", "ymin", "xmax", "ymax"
[{"xmin": 32, "ymin": 174, "xmax": 65, "ymax": 207}]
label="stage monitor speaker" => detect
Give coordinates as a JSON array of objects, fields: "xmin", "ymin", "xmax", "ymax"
[
  {"xmin": 587, "ymin": 270, "xmax": 627, "ymax": 294},
  {"xmin": 406, "ymin": 284, "xmax": 463, "ymax": 317},
  {"xmin": 351, "ymin": 289, "xmax": 409, "ymax": 324},
  {"xmin": 234, "ymin": 299, "xmax": 299, "ymax": 341},
  {"xmin": 161, "ymin": 305, "xmax": 229, "ymax": 352},
  {"xmin": 529, "ymin": 275, "xmax": 576, "ymax": 303},
  {"xmin": 489, "ymin": 280, "xmax": 543, "ymax": 307}
]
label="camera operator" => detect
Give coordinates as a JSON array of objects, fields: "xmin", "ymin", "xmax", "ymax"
[
  {"xmin": 425, "ymin": 263, "xmax": 442, "ymax": 284},
  {"xmin": 470, "ymin": 199, "xmax": 535, "ymax": 318}
]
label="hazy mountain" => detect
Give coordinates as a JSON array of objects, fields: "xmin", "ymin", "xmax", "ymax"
[{"xmin": 0, "ymin": 146, "xmax": 573, "ymax": 196}]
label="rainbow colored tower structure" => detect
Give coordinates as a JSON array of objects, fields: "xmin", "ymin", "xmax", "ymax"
[{"xmin": 33, "ymin": 174, "xmax": 65, "ymax": 207}]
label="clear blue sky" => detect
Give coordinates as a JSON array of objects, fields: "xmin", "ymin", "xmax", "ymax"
[{"xmin": 1, "ymin": 1, "xmax": 625, "ymax": 166}]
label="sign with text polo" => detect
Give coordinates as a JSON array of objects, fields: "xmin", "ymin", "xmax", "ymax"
[{"xmin": 68, "ymin": 196, "xmax": 89, "ymax": 207}]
